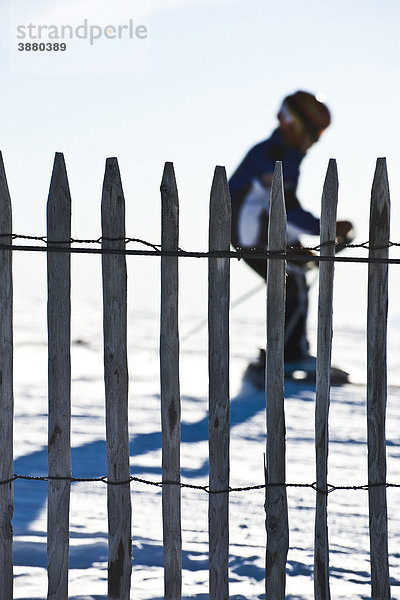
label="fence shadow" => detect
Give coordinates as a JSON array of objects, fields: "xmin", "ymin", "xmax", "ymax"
[{"xmin": 13, "ymin": 381, "xmax": 316, "ymax": 537}]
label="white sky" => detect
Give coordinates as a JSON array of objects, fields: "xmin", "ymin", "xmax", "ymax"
[{"xmin": 1, "ymin": 0, "xmax": 399, "ymax": 322}]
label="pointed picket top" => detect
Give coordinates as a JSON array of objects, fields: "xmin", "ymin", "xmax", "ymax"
[
  {"xmin": 269, "ymin": 161, "xmax": 286, "ymax": 251},
  {"xmin": 161, "ymin": 161, "xmax": 178, "ymax": 195},
  {"xmin": 320, "ymin": 158, "xmax": 339, "ymax": 247},
  {"xmin": 209, "ymin": 166, "xmax": 231, "ymax": 252},
  {"xmin": 161, "ymin": 162, "xmax": 179, "ymax": 251},
  {"xmin": 101, "ymin": 157, "xmax": 126, "ymax": 244},
  {"xmin": 0, "ymin": 152, "xmax": 12, "ymax": 235},
  {"xmin": 370, "ymin": 158, "xmax": 390, "ymax": 250},
  {"xmin": 47, "ymin": 153, "xmax": 71, "ymax": 243}
]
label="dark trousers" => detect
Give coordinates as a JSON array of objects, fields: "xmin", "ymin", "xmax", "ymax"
[
  {"xmin": 243, "ymin": 256, "xmax": 309, "ymax": 361},
  {"xmin": 230, "ymin": 191, "xmax": 310, "ymax": 361}
]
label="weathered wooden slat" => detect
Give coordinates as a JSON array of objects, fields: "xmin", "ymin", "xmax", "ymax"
[
  {"xmin": 46, "ymin": 153, "xmax": 71, "ymax": 600},
  {"xmin": 367, "ymin": 157, "xmax": 391, "ymax": 599},
  {"xmin": 314, "ymin": 159, "xmax": 338, "ymax": 600},
  {"xmin": 0, "ymin": 152, "xmax": 14, "ymax": 600},
  {"xmin": 265, "ymin": 161, "xmax": 288, "ymax": 598},
  {"xmin": 160, "ymin": 162, "xmax": 182, "ymax": 600},
  {"xmin": 208, "ymin": 166, "xmax": 231, "ymax": 600},
  {"xmin": 101, "ymin": 158, "xmax": 132, "ymax": 600}
]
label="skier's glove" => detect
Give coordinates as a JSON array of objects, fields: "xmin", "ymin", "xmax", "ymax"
[{"xmin": 336, "ymin": 220, "xmax": 355, "ymax": 248}]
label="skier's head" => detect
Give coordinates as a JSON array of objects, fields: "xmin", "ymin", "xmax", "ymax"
[{"xmin": 278, "ymin": 91, "xmax": 331, "ymax": 152}]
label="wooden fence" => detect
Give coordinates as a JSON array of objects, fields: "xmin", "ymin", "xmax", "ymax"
[{"xmin": 0, "ymin": 152, "xmax": 392, "ymax": 599}]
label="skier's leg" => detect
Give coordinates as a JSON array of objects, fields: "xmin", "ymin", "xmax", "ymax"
[{"xmin": 284, "ymin": 263, "xmax": 309, "ymax": 361}]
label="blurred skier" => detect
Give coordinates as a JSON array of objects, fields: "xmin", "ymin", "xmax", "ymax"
[{"xmin": 229, "ymin": 90, "xmax": 354, "ymax": 384}]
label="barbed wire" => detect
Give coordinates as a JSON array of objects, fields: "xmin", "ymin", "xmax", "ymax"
[
  {"xmin": 0, "ymin": 233, "xmax": 162, "ymax": 252},
  {"xmin": 3, "ymin": 473, "xmax": 400, "ymax": 495},
  {"xmin": 3, "ymin": 233, "xmax": 400, "ymax": 251},
  {"xmin": 0, "ymin": 234, "xmax": 400, "ymax": 264}
]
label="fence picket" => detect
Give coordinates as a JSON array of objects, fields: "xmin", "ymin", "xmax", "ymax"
[
  {"xmin": 314, "ymin": 159, "xmax": 338, "ymax": 600},
  {"xmin": 160, "ymin": 162, "xmax": 182, "ymax": 599},
  {"xmin": 367, "ymin": 157, "xmax": 391, "ymax": 599},
  {"xmin": 46, "ymin": 153, "xmax": 71, "ymax": 600},
  {"xmin": 101, "ymin": 158, "xmax": 132, "ymax": 599},
  {"xmin": 0, "ymin": 152, "xmax": 13, "ymax": 600},
  {"xmin": 265, "ymin": 161, "xmax": 288, "ymax": 598},
  {"xmin": 208, "ymin": 166, "xmax": 231, "ymax": 600}
]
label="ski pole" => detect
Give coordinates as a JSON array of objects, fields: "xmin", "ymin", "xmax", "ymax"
[{"xmin": 181, "ymin": 281, "xmax": 265, "ymax": 343}]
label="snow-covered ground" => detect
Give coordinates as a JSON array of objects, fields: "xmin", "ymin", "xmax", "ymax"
[{"xmin": 10, "ymin": 290, "xmax": 400, "ymax": 599}]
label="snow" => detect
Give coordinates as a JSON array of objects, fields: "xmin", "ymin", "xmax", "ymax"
[{"xmin": 10, "ymin": 294, "xmax": 400, "ymax": 599}]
